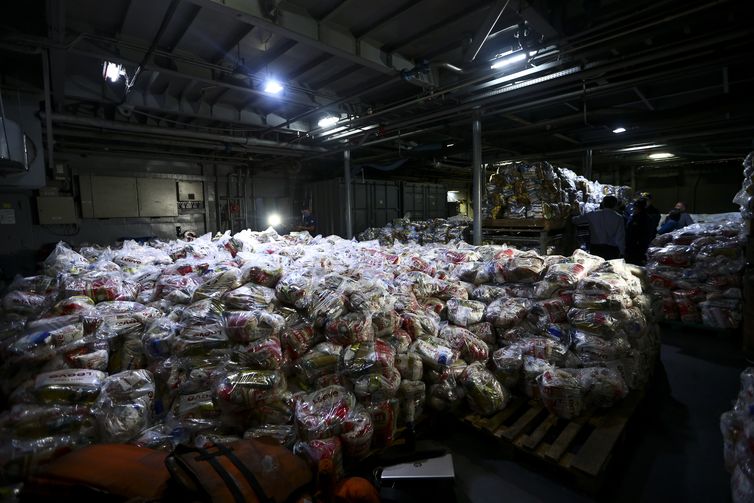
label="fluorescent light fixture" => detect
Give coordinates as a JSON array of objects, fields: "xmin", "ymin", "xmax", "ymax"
[
  {"xmin": 266, "ymin": 213, "xmax": 282, "ymax": 227},
  {"xmin": 617, "ymin": 144, "xmax": 664, "ymax": 152},
  {"xmin": 318, "ymin": 116, "xmax": 339, "ymax": 128},
  {"xmin": 612, "ymin": 127, "xmax": 626, "ymax": 134},
  {"xmin": 263, "ymin": 79, "xmax": 284, "ymax": 94},
  {"xmin": 490, "ymin": 52, "xmax": 527, "ymax": 70},
  {"xmin": 102, "ymin": 61, "xmax": 125, "ymax": 82},
  {"xmin": 446, "ymin": 143, "xmax": 455, "ymax": 147},
  {"xmin": 648, "ymin": 152, "xmax": 674, "ymax": 160}
]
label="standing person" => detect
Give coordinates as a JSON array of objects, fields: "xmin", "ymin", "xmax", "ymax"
[
  {"xmin": 625, "ymin": 199, "xmax": 653, "ymax": 265},
  {"xmin": 571, "ymin": 195, "xmax": 625, "ymax": 260},
  {"xmin": 639, "ymin": 192, "xmax": 661, "ymax": 240},
  {"xmin": 297, "ymin": 208, "xmax": 317, "ymax": 234},
  {"xmin": 672, "ymin": 201, "xmax": 694, "ymax": 228}
]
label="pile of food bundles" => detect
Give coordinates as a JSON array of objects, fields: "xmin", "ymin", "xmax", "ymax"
[
  {"xmin": 646, "ymin": 220, "xmax": 745, "ymax": 329},
  {"xmin": 483, "ymin": 160, "xmax": 633, "ymax": 220},
  {"xmin": 357, "ymin": 217, "xmax": 469, "ymax": 245},
  {"xmin": 721, "ymin": 367, "xmax": 754, "ymax": 502},
  {"xmin": 734, "ymin": 151, "xmax": 753, "ymax": 235},
  {"xmin": 0, "ymin": 228, "xmax": 659, "ymax": 482}
]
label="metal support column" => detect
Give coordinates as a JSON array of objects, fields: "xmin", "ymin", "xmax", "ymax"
[
  {"xmin": 344, "ymin": 148, "xmax": 353, "ymax": 239},
  {"xmin": 41, "ymin": 49, "xmax": 55, "ymax": 173},
  {"xmin": 472, "ymin": 111, "xmax": 483, "ymax": 245},
  {"xmin": 584, "ymin": 148, "xmax": 593, "ymax": 179}
]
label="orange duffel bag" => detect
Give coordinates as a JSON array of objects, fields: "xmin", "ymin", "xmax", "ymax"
[
  {"xmin": 165, "ymin": 439, "xmax": 313, "ymax": 503},
  {"xmin": 20, "ymin": 443, "xmax": 171, "ymax": 502}
]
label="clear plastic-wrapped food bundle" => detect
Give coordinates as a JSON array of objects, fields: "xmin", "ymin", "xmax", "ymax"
[
  {"xmin": 646, "ymin": 220, "xmax": 745, "ymax": 328},
  {"xmin": 357, "ymin": 218, "xmax": 469, "ymax": 245},
  {"xmin": 721, "ymin": 366, "xmax": 754, "ymax": 503},
  {"xmin": 459, "ymin": 362, "xmax": 509, "ymax": 416}
]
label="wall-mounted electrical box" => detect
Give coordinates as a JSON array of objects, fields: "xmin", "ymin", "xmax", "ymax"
[
  {"xmin": 137, "ymin": 178, "xmax": 178, "ymax": 217},
  {"xmin": 178, "ymin": 181, "xmax": 204, "ymax": 202},
  {"xmin": 37, "ymin": 196, "xmax": 77, "ymax": 224}
]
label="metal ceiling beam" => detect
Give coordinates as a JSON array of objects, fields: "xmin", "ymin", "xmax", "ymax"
[
  {"xmin": 286, "ymin": 53, "xmax": 333, "ymax": 81},
  {"xmin": 385, "ymin": 1, "xmax": 490, "ymax": 52},
  {"xmin": 319, "ymin": 0, "xmax": 351, "ymax": 22},
  {"xmin": 247, "ymin": 39, "xmax": 297, "ymax": 73},
  {"xmin": 465, "ymin": 0, "xmax": 511, "ymax": 62},
  {"xmin": 185, "ymin": 0, "xmax": 433, "ymax": 87},
  {"xmin": 353, "ymin": 0, "xmax": 424, "ymax": 38},
  {"xmin": 163, "ymin": 4, "xmax": 202, "ymax": 51},
  {"xmin": 502, "ymin": 113, "xmax": 580, "ymax": 144},
  {"xmin": 212, "ymin": 23, "xmax": 255, "ymax": 64},
  {"xmin": 633, "ymin": 87, "xmax": 655, "ymax": 111},
  {"xmin": 310, "ymin": 64, "xmax": 362, "ymax": 91},
  {"xmin": 513, "ymin": 0, "xmax": 559, "ymax": 40}
]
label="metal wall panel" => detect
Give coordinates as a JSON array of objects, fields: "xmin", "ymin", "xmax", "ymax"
[
  {"xmin": 137, "ymin": 178, "xmax": 178, "ymax": 217},
  {"xmin": 91, "ymin": 176, "xmax": 139, "ymax": 218}
]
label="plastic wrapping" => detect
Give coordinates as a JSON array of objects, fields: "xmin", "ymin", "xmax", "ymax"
[
  {"xmin": 492, "ymin": 346, "xmax": 523, "ymax": 389},
  {"xmin": 224, "ymin": 309, "xmax": 285, "ymax": 343},
  {"xmin": 459, "ymin": 362, "xmax": 509, "ymax": 416},
  {"xmin": 295, "ymin": 386, "xmax": 355, "ymax": 440},
  {"xmin": 409, "ymin": 337, "xmax": 457, "ymax": 370},
  {"xmin": 325, "ymin": 311, "xmax": 374, "ymax": 345},
  {"xmin": 33, "ymin": 369, "xmax": 106, "ymax": 404},
  {"xmin": 233, "ymin": 335, "xmax": 284, "ymax": 370},
  {"xmin": 395, "ymin": 352, "xmax": 424, "ymax": 381},
  {"xmin": 537, "ymin": 369, "xmax": 584, "ymax": 419},
  {"xmin": 400, "ymin": 310, "xmax": 440, "ymax": 339},
  {"xmin": 485, "ymin": 298, "xmax": 530, "ymax": 329},
  {"xmin": 244, "ymin": 424, "xmax": 297, "ymax": 449},
  {"xmin": 293, "ymin": 437, "xmax": 344, "ymax": 480},
  {"xmin": 438, "ymin": 325, "xmax": 489, "ymax": 363},
  {"xmin": 223, "ymin": 283, "xmax": 276, "ymax": 310},
  {"xmin": 94, "ymin": 370, "xmax": 155, "ymax": 442},
  {"xmin": 445, "ymin": 298, "xmax": 486, "ymax": 327},
  {"xmin": 294, "ymin": 343, "xmax": 342, "ymax": 387},
  {"xmin": 214, "ymin": 368, "xmax": 286, "ymax": 409},
  {"xmin": 366, "ymin": 399, "xmax": 399, "ymax": 448},
  {"xmin": 352, "ymin": 367, "xmax": 402, "ymax": 402},
  {"xmin": 339, "ymin": 339, "xmax": 396, "ymax": 378},
  {"xmin": 192, "ymin": 269, "xmax": 243, "ymax": 302}
]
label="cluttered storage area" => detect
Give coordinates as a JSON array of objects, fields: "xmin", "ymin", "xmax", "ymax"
[{"xmin": 1, "ymin": 1, "xmax": 753, "ymax": 502}]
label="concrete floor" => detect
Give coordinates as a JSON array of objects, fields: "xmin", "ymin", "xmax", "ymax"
[{"xmin": 433, "ymin": 327, "xmax": 745, "ymax": 503}]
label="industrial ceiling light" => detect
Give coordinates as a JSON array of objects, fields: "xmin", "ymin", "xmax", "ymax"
[
  {"xmin": 318, "ymin": 116, "xmax": 339, "ymax": 128},
  {"xmin": 612, "ymin": 127, "xmax": 626, "ymax": 134},
  {"xmin": 446, "ymin": 143, "xmax": 455, "ymax": 147},
  {"xmin": 490, "ymin": 52, "xmax": 527, "ymax": 70},
  {"xmin": 616, "ymin": 144, "xmax": 664, "ymax": 152},
  {"xmin": 102, "ymin": 61, "xmax": 126, "ymax": 83},
  {"xmin": 648, "ymin": 152, "xmax": 675, "ymax": 160},
  {"xmin": 263, "ymin": 79, "xmax": 284, "ymax": 94}
]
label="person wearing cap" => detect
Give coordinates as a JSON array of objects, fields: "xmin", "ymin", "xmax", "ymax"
[
  {"xmin": 669, "ymin": 201, "xmax": 694, "ymax": 228},
  {"xmin": 572, "ymin": 195, "xmax": 625, "ymax": 260}
]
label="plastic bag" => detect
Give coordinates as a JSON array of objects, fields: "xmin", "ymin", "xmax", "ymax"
[
  {"xmin": 192, "ymin": 268, "xmax": 243, "ymax": 302},
  {"xmin": 567, "ymin": 367, "xmax": 628, "ymax": 408},
  {"xmin": 438, "ymin": 325, "xmax": 489, "ymax": 363},
  {"xmin": 537, "ymin": 369, "xmax": 584, "ymax": 419},
  {"xmin": 398, "ymin": 380, "xmax": 426, "ymax": 424},
  {"xmin": 295, "ymin": 385, "xmax": 356, "ymax": 440},
  {"xmin": 485, "ymin": 298, "xmax": 530, "ymax": 329},
  {"xmin": 372, "ymin": 310, "xmax": 401, "ymax": 338},
  {"xmin": 44, "ymin": 242, "xmax": 90, "ymax": 276},
  {"xmin": 522, "ymin": 356, "xmax": 554, "ymax": 399},
  {"xmin": 366, "ymin": 399, "xmax": 399, "ymax": 448},
  {"xmin": 244, "ymin": 424, "xmax": 297, "ymax": 449},
  {"xmin": 240, "ymin": 255, "xmax": 286, "ymax": 287},
  {"xmin": 233, "ymin": 335, "xmax": 284, "ymax": 370},
  {"xmin": 572, "ymin": 332, "xmax": 631, "ymax": 363},
  {"xmin": 214, "ymin": 368, "xmax": 286, "ymax": 409},
  {"xmin": 224, "ymin": 310, "xmax": 285, "ymax": 343},
  {"xmin": 567, "ymin": 308, "xmax": 624, "ymax": 338},
  {"xmin": 294, "ymin": 343, "xmax": 343, "ymax": 387},
  {"xmin": 341, "ymin": 406, "xmax": 374, "ymax": 459},
  {"xmin": 2, "ymin": 290, "xmax": 48, "ymax": 316},
  {"xmin": 496, "ymin": 253, "xmax": 546, "ymax": 284},
  {"xmin": 275, "ymin": 272, "xmax": 313, "ymax": 309},
  {"xmin": 409, "ymin": 337, "xmax": 457, "ymax": 370},
  {"xmin": 492, "ymin": 346, "xmax": 523, "ymax": 389},
  {"xmin": 400, "ymin": 310, "xmax": 440, "ymax": 339},
  {"xmin": 325, "ymin": 311, "xmax": 374, "ymax": 345},
  {"xmin": 33, "ymin": 369, "xmax": 106, "ymax": 404},
  {"xmin": 223, "ymin": 283, "xmax": 276, "ymax": 311},
  {"xmin": 94, "ymin": 370, "xmax": 155, "ymax": 442},
  {"xmin": 395, "ymin": 352, "xmax": 423, "ymax": 381},
  {"xmin": 381, "ymin": 329, "xmax": 413, "ymax": 354},
  {"xmin": 293, "ymin": 437, "xmax": 344, "ymax": 481},
  {"xmin": 459, "ymin": 362, "xmax": 510, "ymax": 416},
  {"xmin": 445, "ymin": 298, "xmax": 486, "ymax": 327},
  {"xmin": 352, "ymin": 367, "xmax": 402, "ymax": 402},
  {"xmin": 339, "ymin": 339, "xmax": 396, "ymax": 378}
]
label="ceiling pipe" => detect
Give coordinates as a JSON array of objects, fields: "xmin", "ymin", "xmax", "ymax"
[{"xmin": 44, "ymin": 113, "xmax": 328, "ymax": 154}]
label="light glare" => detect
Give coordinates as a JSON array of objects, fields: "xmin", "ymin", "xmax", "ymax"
[
  {"xmin": 612, "ymin": 127, "xmax": 626, "ymax": 134},
  {"xmin": 318, "ymin": 116, "xmax": 339, "ymax": 128},
  {"xmin": 648, "ymin": 152, "xmax": 674, "ymax": 160},
  {"xmin": 263, "ymin": 80, "xmax": 284, "ymax": 94},
  {"xmin": 267, "ymin": 213, "xmax": 282, "ymax": 227},
  {"xmin": 490, "ymin": 52, "xmax": 527, "ymax": 70}
]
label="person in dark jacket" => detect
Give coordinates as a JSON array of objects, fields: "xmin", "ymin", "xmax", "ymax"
[
  {"xmin": 658, "ymin": 209, "xmax": 682, "ymax": 234},
  {"xmin": 639, "ymin": 192, "xmax": 661, "ymax": 240},
  {"xmin": 625, "ymin": 198, "xmax": 654, "ymax": 265}
]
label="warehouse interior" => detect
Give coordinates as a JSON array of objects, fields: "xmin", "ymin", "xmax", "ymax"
[{"xmin": 0, "ymin": 0, "xmax": 753, "ymax": 501}]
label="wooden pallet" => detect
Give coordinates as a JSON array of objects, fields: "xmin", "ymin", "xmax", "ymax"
[
  {"xmin": 483, "ymin": 218, "xmax": 567, "ymax": 231},
  {"xmin": 460, "ymin": 391, "xmax": 644, "ymax": 494}
]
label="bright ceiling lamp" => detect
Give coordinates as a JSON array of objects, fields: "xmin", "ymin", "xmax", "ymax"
[
  {"xmin": 612, "ymin": 127, "xmax": 626, "ymax": 134},
  {"xmin": 266, "ymin": 213, "xmax": 282, "ymax": 227},
  {"xmin": 263, "ymin": 79, "xmax": 284, "ymax": 94},
  {"xmin": 490, "ymin": 52, "xmax": 527, "ymax": 70},
  {"xmin": 648, "ymin": 152, "xmax": 675, "ymax": 160},
  {"xmin": 616, "ymin": 144, "xmax": 663, "ymax": 152},
  {"xmin": 102, "ymin": 61, "xmax": 126, "ymax": 82},
  {"xmin": 318, "ymin": 115, "xmax": 339, "ymax": 128}
]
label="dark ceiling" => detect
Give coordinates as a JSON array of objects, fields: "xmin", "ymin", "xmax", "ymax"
[{"xmin": 1, "ymin": 0, "xmax": 753, "ymax": 179}]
